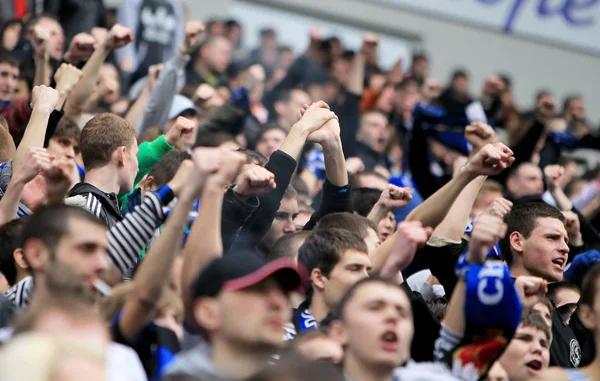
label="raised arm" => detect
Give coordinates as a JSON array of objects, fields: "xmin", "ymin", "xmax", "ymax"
[
  {"xmin": 13, "ymin": 86, "xmax": 59, "ymax": 175},
  {"xmin": 371, "ymin": 142, "xmax": 515, "ymax": 272},
  {"xmin": 64, "ymin": 24, "xmax": 133, "ymax": 121},
  {"xmin": 137, "ymin": 21, "xmax": 204, "ymax": 136},
  {"xmin": 118, "ymin": 160, "xmax": 200, "ymax": 341},
  {"xmin": 0, "ymin": 148, "xmax": 51, "ymax": 225},
  {"xmin": 182, "ymin": 148, "xmax": 246, "ymax": 330},
  {"xmin": 544, "ymin": 165, "xmax": 573, "ymax": 211},
  {"xmin": 125, "ymin": 64, "xmax": 160, "ymax": 127},
  {"xmin": 431, "ymin": 122, "xmax": 496, "ymax": 241}
]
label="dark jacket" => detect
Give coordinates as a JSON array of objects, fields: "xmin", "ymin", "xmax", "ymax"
[{"xmin": 66, "ymin": 182, "xmax": 123, "ymax": 228}]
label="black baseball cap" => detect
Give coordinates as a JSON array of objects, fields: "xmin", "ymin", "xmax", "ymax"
[{"xmin": 193, "ymin": 251, "xmax": 306, "ymax": 299}]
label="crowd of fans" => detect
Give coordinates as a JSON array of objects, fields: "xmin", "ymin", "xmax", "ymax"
[{"xmin": 1, "ymin": 1, "xmax": 600, "ymax": 381}]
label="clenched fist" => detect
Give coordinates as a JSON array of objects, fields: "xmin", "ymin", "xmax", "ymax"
[
  {"xmin": 233, "ymin": 165, "xmax": 276, "ymax": 196},
  {"xmin": 465, "ymin": 121, "xmax": 496, "ymax": 151},
  {"xmin": 165, "ymin": 116, "xmax": 196, "ymax": 147},
  {"xmin": 103, "ymin": 24, "xmax": 133, "ymax": 50},
  {"xmin": 31, "ymin": 85, "xmax": 60, "ymax": 113},
  {"xmin": 381, "ymin": 220, "xmax": 432, "ymax": 278},
  {"xmin": 64, "ymin": 33, "xmax": 97, "ymax": 64},
  {"xmin": 543, "ymin": 165, "xmax": 564, "ymax": 192},
  {"xmin": 468, "ymin": 213, "xmax": 506, "ymax": 263},
  {"xmin": 54, "ymin": 63, "xmax": 83, "ymax": 95},
  {"xmin": 464, "ymin": 142, "xmax": 515, "ymax": 177}
]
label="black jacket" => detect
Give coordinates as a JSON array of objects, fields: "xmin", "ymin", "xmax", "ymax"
[
  {"xmin": 67, "ymin": 183, "xmax": 123, "ymax": 228},
  {"xmin": 550, "ymin": 300, "xmax": 581, "ymax": 368}
]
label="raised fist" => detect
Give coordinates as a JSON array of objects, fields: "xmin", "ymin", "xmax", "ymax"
[
  {"xmin": 345, "ymin": 157, "xmax": 365, "ymax": 175},
  {"xmin": 543, "ymin": 165, "xmax": 564, "ymax": 192},
  {"xmin": 485, "ymin": 198, "xmax": 512, "ymax": 219},
  {"xmin": 103, "ymin": 24, "xmax": 133, "ymax": 50},
  {"xmin": 233, "ymin": 164, "xmax": 276, "ymax": 196},
  {"xmin": 146, "ymin": 64, "xmax": 164, "ymax": 91},
  {"xmin": 19, "ymin": 147, "xmax": 53, "ymax": 183},
  {"xmin": 377, "ymin": 185, "xmax": 412, "ymax": 212},
  {"xmin": 44, "ymin": 159, "xmax": 76, "ymax": 204},
  {"xmin": 183, "ymin": 21, "xmax": 205, "ymax": 51},
  {"xmin": 65, "ymin": 33, "xmax": 97, "ymax": 64},
  {"xmin": 464, "ymin": 142, "xmax": 515, "ymax": 177},
  {"xmin": 514, "ymin": 276, "xmax": 548, "ymax": 307},
  {"xmin": 31, "ymin": 85, "xmax": 60, "ymax": 113},
  {"xmin": 468, "ymin": 213, "xmax": 506, "ymax": 263},
  {"xmin": 465, "ymin": 121, "xmax": 496, "ymax": 151},
  {"xmin": 165, "ymin": 116, "xmax": 196, "ymax": 147},
  {"xmin": 381, "ymin": 221, "xmax": 432, "ymax": 277},
  {"xmin": 30, "ymin": 24, "xmax": 50, "ymax": 58},
  {"xmin": 54, "ymin": 63, "xmax": 83, "ymax": 95}
]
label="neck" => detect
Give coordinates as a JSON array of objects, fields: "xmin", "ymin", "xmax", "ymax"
[
  {"xmin": 194, "ymin": 60, "xmax": 214, "ymax": 78},
  {"xmin": 211, "ymin": 338, "xmax": 272, "ymax": 379},
  {"xmin": 308, "ymin": 291, "xmax": 330, "ymax": 324},
  {"xmin": 85, "ymin": 167, "xmax": 121, "ymax": 194},
  {"xmin": 509, "ymin": 264, "xmax": 534, "ymax": 279},
  {"xmin": 344, "ymin": 352, "xmax": 395, "ymax": 381}
]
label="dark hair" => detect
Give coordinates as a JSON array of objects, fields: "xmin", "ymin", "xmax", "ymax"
[
  {"xmin": 332, "ymin": 276, "xmax": 409, "ymax": 320},
  {"xmin": 298, "ymin": 228, "xmax": 368, "ymax": 282},
  {"xmin": 80, "ymin": 113, "xmax": 136, "ymax": 171},
  {"xmin": 273, "ymin": 88, "xmax": 304, "ymax": 105},
  {"xmin": 562, "ymin": 94, "xmax": 582, "ymax": 114},
  {"xmin": 352, "ymin": 188, "xmax": 382, "ymax": 217},
  {"xmin": 148, "ymin": 150, "xmax": 191, "ymax": 189},
  {"xmin": 426, "ymin": 298, "xmax": 448, "ymax": 322},
  {"xmin": 256, "ymin": 124, "xmax": 288, "ymax": 143},
  {"xmin": 236, "ymin": 148, "xmax": 268, "ymax": 167},
  {"xmin": 499, "ymin": 203, "xmax": 566, "ymax": 266},
  {"xmin": 351, "ymin": 170, "xmax": 388, "ymax": 189},
  {"xmin": 520, "ymin": 308, "xmax": 552, "ymax": 343},
  {"xmin": 395, "ymin": 77, "xmax": 419, "ymax": 92},
  {"xmin": 267, "ymin": 231, "xmax": 311, "ymax": 262},
  {"xmin": 315, "ymin": 212, "xmax": 378, "ymax": 240},
  {"xmin": 580, "ymin": 263, "xmax": 600, "ymax": 307},
  {"xmin": 53, "ymin": 117, "xmax": 81, "ymax": 144},
  {"xmin": 248, "ymin": 352, "xmax": 344, "ymax": 381},
  {"xmin": 21, "ymin": 205, "xmax": 105, "ymax": 254},
  {"xmin": 411, "ymin": 52, "xmax": 428, "ymax": 63},
  {"xmin": 195, "ymin": 131, "xmax": 236, "ymax": 148},
  {"xmin": 291, "ymin": 177, "xmax": 309, "ymax": 197},
  {"xmin": 284, "ymin": 184, "xmax": 298, "ymax": 200},
  {"xmin": 451, "ymin": 69, "xmax": 469, "ymax": 81},
  {"xmin": 0, "ymin": 218, "xmax": 27, "ymax": 285},
  {"xmin": 0, "ymin": 49, "xmax": 19, "ymax": 67}
]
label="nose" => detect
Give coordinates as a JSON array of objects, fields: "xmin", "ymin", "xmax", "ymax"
[
  {"xmin": 283, "ymin": 218, "xmax": 296, "ymax": 234},
  {"xmin": 266, "ymin": 285, "xmax": 288, "ymax": 310},
  {"xmin": 64, "ymin": 146, "xmax": 75, "ymax": 160},
  {"xmin": 94, "ymin": 251, "xmax": 111, "ymax": 274},
  {"xmin": 559, "ymin": 238, "xmax": 570, "ymax": 255}
]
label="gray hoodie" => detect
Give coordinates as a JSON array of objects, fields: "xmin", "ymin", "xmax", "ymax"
[{"xmin": 161, "ymin": 346, "xmax": 233, "ymax": 381}]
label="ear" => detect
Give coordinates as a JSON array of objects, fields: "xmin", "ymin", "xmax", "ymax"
[
  {"xmin": 13, "ymin": 248, "xmax": 29, "ymax": 271},
  {"xmin": 274, "ymin": 100, "xmax": 286, "ymax": 117},
  {"xmin": 328, "ymin": 319, "xmax": 349, "ymax": 347},
  {"xmin": 506, "ymin": 177, "xmax": 516, "ymax": 194},
  {"xmin": 578, "ymin": 304, "xmax": 596, "ymax": 331},
  {"xmin": 22, "ymin": 239, "xmax": 49, "ymax": 273},
  {"xmin": 509, "ymin": 231, "xmax": 524, "ymax": 257},
  {"xmin": 193, "ymin": 298, "xmax": 221, "ymax": 333},
  {"xmin": 116, "ymin": 146, "xmax": 127, "ymax": 167},
  {"xmin": 141, "ymin": 175, "xmax": 155, "ymax": 192},
  {"xmin": 311, "ymin": 268, "xmax": 327, "ymax": 292}
]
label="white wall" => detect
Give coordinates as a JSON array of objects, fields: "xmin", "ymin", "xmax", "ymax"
[{"xmin": 238, "ymin": 0, "xmax": 600, "ymax": 123}]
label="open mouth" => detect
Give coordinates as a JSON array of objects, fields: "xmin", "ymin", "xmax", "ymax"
[
  {"xmin": 526, "ymin": 360, "xmax": 542, "ymax": 373},
  {"xmin": 551, "ymin": 257, "xmax": 565, "ymax": 269},
  {"xmin": 381, "ymin": 330, "xmax": 398, "ymax": 350}
]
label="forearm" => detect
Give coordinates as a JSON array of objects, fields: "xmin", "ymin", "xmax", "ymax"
[
  {"xmin": 0, "ymin": 175, "xmax": 26, "ymax": 226},
  {"xmin": 33, "ymin": 55, "xmax": 51, "ymax": 87},
  {"xmin": 432, "ymin": 175, "xmax": 486, "ymax": 241},
  {"xmin": 406, "ymin": 167, "xmax": 475, "ymax": 228},
  {"xmin": 346, "ymin": 51, "xmax": 365, "ymax": 96},
  {"xmin": 322, "ymin": 136, "xmax": 348, "ymax": 187},
  {"xmin": 279, "ymin": 125, "xmax": 310, "ymax": 160},
  {"xmin": 64, "ymin": 46, "xmax": 110, "ymax": 120},
  {"xmin": 182, "ymin": 182, "xmax": 224, "ymax": 326},
  {"xmin": 125, "ymin": 86, "xmax": 150, "ymax": 128},
  {"xmin": 581, "ymin": 196, "xmax": 600, "ymax": 221},
  {"xmin": 371, "ymin": 170, "xmax": 475, "ymax": 272},
  {"xmin": 138, "ymin": 54, "xmax": 189, "ymax": 135},
  {"xmin": 550, "ymin": 187, "xmax": 573, "ymax": 211},
  {"xmin": 367, "ymin": 204, "xmax": 388, "ymax": 225},
  {"xmin": 442, "ymin": 279, "xmax": 466, "ymax": 336},
  {"xmin": 133, "ymin": 135, "xmax": 173, "ymax": 187},
  {"xmin": 572, "ymin": 180, "xmax": 600, "ymax": 211},
  {"xmin": 14, "ymin": 109, "xmax": 51, "ymax": 172}
]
